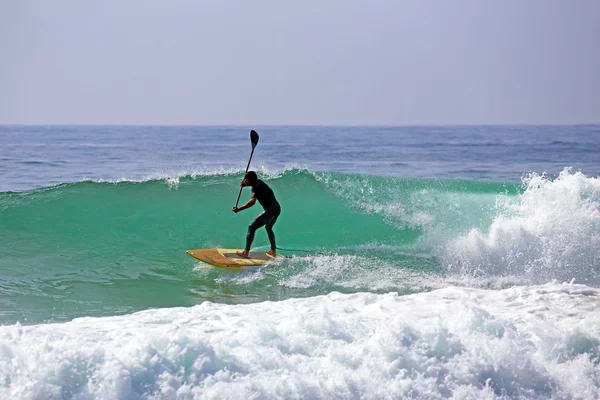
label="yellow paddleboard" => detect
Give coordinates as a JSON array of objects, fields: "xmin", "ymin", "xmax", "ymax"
[{"xmin": 186, "ymin": 248, "xmax": 281, "ymax": 271}]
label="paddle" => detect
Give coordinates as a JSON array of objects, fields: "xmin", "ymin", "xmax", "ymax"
[{"xmin": 234, "ymin": 130, "xmax": 260, "ymax": 207}]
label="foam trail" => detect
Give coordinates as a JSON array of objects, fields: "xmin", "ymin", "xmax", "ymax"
[{"xmin": 1, "ymin": 284, "xmax": 600, "ymax": 399}]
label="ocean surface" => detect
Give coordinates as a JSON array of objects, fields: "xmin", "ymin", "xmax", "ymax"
[{"xmin": 1, "ymin": 125, "xmax": 600, "ymax": 399}]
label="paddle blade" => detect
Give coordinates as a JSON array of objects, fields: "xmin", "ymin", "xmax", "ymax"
[{"xmin": 250, "ymin": 130, "xmax": 259, "ymax": 148}]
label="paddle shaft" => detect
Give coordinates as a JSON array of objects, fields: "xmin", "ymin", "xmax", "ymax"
[{"xmin": 235, "ymin": 146, "xmax": 256, "ymax": 207}]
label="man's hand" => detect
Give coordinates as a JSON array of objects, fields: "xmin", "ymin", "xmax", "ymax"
[{"xmin": 233, "ymin": 197, "xmax": 255, "ymax": 214}]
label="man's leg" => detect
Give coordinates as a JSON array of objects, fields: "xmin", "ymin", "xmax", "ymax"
[
  {"xmin": 239, "ymin": 213, "xmax": 268, "ymax": 257},
  {"xmin": 265, "ymin": 215, "xmax": 278, "ymax": 256}
]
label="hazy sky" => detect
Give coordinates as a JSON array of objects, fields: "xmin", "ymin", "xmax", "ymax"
[{"xmin": 2, "ymin": 1, "xmax": 599, "ymax": 125}]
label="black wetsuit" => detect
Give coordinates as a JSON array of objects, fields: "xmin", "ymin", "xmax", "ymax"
[{"xmin": 246, "ymin": 180, "xmax": 281, "ymax": 252}]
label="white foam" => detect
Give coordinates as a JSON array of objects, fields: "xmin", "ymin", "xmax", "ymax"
[
  {"xmin": 443, "ymin": 169, "xmax": 600, "ymax": 286},
  {"xmin": 276, "ymin": 254, "xmax": 436, "ymax": 292},
  {"xmin": 2, "ymin": 284, "xmax": 600, "ymax": 399},
  {"xmin": 76, "ymin": 165, "xmax": 305, "ymax": 188}
]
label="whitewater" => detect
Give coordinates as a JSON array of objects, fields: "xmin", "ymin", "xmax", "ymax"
[
  {"xmin": 1, "ymin": 125, "xmax": 599, "ymax": 399},
  {"xmin": 3, "ymin": 284, "xmax": 600, "ymax": 399}
]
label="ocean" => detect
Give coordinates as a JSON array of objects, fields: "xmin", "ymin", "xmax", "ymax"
[{"xmin": 1, "ymin": 125, "xmax": 600, "ymax": 399}]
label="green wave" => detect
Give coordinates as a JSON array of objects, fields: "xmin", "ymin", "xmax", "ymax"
[{"xmin": 0, "ymin": 170, "xmax": 518, "ymax": 324}]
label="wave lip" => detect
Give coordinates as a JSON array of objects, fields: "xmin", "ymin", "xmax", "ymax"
[{"xmin": 1, "ymin": 284, "xmax": 599, "ymax": 399}]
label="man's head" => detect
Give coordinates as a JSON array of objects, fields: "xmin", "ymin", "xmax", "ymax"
[{"xmin": 242, "ymin": 171, "xmax": 258, "ymax": 186}]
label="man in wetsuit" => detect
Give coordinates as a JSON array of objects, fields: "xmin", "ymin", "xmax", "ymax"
[{"xmin": 232, "ymin": 171, "xmax": 281, "ymax": 258}]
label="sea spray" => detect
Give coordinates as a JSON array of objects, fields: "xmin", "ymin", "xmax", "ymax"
[{"xmin": 443, "ymin": 169, "xmax": 600, "ymax": 286}]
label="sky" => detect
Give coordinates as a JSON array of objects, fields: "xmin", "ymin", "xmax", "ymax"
[{"xmin": 2, "ymin": 0, "xmax": 599, "ymax": 125}]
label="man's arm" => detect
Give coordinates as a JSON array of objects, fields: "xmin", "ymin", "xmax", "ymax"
[{"xmin": 232, "ymin": 196, "xmax": 256, "ymax": 213}]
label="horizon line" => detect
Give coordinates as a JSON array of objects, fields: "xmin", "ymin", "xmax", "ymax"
[{"xmin": 1, "ymin": 122, "xmax": 599, "ymax": 128}]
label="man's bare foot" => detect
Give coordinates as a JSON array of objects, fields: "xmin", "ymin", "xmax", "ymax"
[
  {"xmin": 236, "ymin": 250, "xmax": 250, "ymax": 258},
  {"xmin": 266, "ymin": 249, "xmax": 277, "ymax": 257}
]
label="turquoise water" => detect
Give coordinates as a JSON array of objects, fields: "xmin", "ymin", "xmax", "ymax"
[{"xmin": 0, "ymin": 170, "xmax": 519, "ymax": 324}]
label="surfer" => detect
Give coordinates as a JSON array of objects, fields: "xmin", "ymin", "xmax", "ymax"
[{"xmin": 232, "ymin": 171, "xmax": 281, "ymax": 258}]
